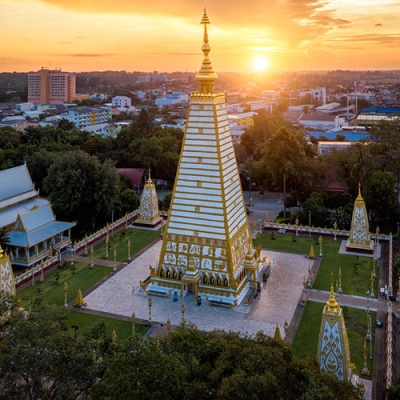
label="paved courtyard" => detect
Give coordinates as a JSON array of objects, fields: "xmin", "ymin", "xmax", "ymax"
[{"xmin": 84, "ymin": 239, "xmax": 310, "ymax": 337}]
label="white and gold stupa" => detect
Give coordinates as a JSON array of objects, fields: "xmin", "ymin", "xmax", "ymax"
[
  {"xmin": 0, "ymin": 246, "xmax": 16, "ymax": 297},
  {"xmin": 317, "ymin": 282, "xmax": 352, "ymax": 381},
  {"xmin": 135, "ymin": 169, "xmax": 162, "ymax": 228},
  {"xmin": 145, "ymin": 9, "xmax": 260, "ymax": 306},
  {"xmin": 346, "ymin": 184, "xmax": 374, "ymax": 254}
]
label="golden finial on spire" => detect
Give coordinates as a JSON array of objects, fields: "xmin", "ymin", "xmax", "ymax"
[
  {"xmin": 0, "ymin": 245, "xmax": 3, "ymax": 258},
  {"xmin": 196, "ymin": 8, "xmax": 218, "ymax": 93},
  {"xmin": 326, "ymin": 275, "xmax": 339, "ymax": 313},
  {"xmin": 358, "ymin": 182, "xmax": 361, "ymax": 198}
]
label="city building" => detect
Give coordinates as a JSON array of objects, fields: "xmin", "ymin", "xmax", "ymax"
[
  {"xmin": 61, "ymin": 106, "xmax": 112, "ymax": 133},
  {"xmin": 111, "ymin": 96, "xmax": 137, "ymax": 113},
  {"xmin": 317, "ymin": 141, "xmax": 354, "ymax": 156},
  {"xmin": 28, "ymin": 68, "xmax": 77, "ymax": 105},
  {"xmin": 298, "ymin": 113, "xmax": 342, "ymax": 130},
  {"xmin": 112, "ymin": 96, "xmax": 132, "ymax": 108},
  {"xmin": 155, "ymin": 92, "xmax": 189, "ymax": 107},
  {"xmin": 300, "ymin": 87, "xmax": 326, "ymax": 105},
  {"xmin": 144, "ymin": 10, "xmax": 261, "ymax": 307},
  {"xmin": 0, "ymin": 164, "xmax": 75, "ymax": 268},
  {"xmin": 228, "ymin": 111, "xmax": 257, "ymax": 128}
]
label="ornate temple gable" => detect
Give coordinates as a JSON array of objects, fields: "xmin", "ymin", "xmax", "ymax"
[
  {"xmin": 317, "ymin": 284, "xmax": 352, "ymax": 381},
  {"xmin": 146, "ymin": 10, "xmax": 259, "ymax": 306},
  {"xmin": 0, "ymin": 247, "xmax": 16, "ymax": 296}
]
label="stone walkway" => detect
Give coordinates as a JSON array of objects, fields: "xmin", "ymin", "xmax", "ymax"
[{"xmin": 83, "ymin": 241, "xmax": 310, "ymax": 338}]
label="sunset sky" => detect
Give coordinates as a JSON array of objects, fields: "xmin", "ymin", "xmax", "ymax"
[{"xmin": 1, "ymin": 0, "xmax": 400, "ymax": 73}]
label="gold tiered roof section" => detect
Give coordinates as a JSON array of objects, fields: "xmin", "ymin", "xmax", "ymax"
[
  {"xmin": 145, "ymin": 10, "xmax": 260, "ymax": 307},
  {"xmin": 195, "ymin": 9, "xmax": 218, "ymax": 94},
  {"xmin": 346, "ymin": 183, "xmax": 374, "ymax": 254},
  {"xmin": 317, "ymin": 282, "xmax": 352, "ymax": 381}
]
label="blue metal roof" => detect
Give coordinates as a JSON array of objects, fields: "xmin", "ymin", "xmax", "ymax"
[
  {"xmin": 0, "ymin": 164, "xmax": 37, "ymax": 202},
  {"xmin": 9, "ymin": 221, "xmax": 75, "ymax": 247},
  {"xmin": 361, "ymin": 106, "xmax": 400, "ymax": 115},
  {"xmin": 19, "ymin": 204, "xmax": 55, "ymax": 231},
  {"xmin": 0, "ymin": 198, "xmax": 48, "ymax": 229},
  {"xmin": 307, "ymin": 131, "xmax": 370, "ymax": 142}
]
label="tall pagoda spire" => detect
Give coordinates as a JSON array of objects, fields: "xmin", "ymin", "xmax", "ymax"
[
  {"xmin": 196, "ymin": 8, "xmax": 218, "ymax": 93},
  {"xmin": 317, "ymin": 279, "xmax": 352, "ymax": 381},
  {"xmin": 135, "ymin": 168, "xmax": 162, "ymax": 227},
  {"xmin": 145, "ymin": 10, "xmax": 259, "ymax": 307},
  {"xmin": 346, "ymin": 183, "xmax": 374, "ymax": 253}
]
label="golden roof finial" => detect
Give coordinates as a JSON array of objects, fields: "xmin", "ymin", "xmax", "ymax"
[
  {"xmin": 0, "ymin": 245, "xmax": 3, "ymax": 258},
  {"xmin": 358, "ymin": 182, "xmax": 361, "ymax": 198},
  {"xmin": 326, "ymin": 275, "xmax": 339, "ymax": 313},
  {"xmin": 196, "ymin": 8, "xmax": 218, "ymax": 93},
  {"xmin": 148, "ymin": 167, "xmax": 152, "ymax": 184}
]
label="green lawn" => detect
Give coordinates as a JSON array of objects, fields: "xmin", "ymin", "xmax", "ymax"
[
  {"xmin": 68, "ymin": 310, "xmax": 149, "ymax": 342},
  {"xmin": 292, "ymin": 301, "xmax": 376, "ymax": 379},
  {"xmin": 17, "ymin": 262, "xmax": 111, "ymax": 308},
  {"xmin": 83, "ymin": 227, "xmax": 160, "ymax": 262},
  {"xmin": 16, "ymin": 226, "xmax": 160, "ymax": 340},
  {"xmin": 254, "ymin": 231, "xmax": 378, "ymax": 296}
]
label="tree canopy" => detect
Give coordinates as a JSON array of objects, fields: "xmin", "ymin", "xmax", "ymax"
[
  {"xmin": 0, "ymin": 297, "xmax": 363, "ymax": 400},
  {"xmin": 44, "ymin": 151, "xmax": 121, "ymax": 235}
]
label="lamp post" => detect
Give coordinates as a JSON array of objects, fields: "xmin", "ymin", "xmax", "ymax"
[
  {"xmin": 111, "ymin": 210, "xmax": 115, "ymax": 237},
  {"xmin": 181, "ymin": 303, "xmax": 186, "ymax": 324},
  {"xmin": 31, "ymin": 266, "xmax": 35, "ymax": 286},
  {"xmin": 63, "ymin": 281, "xmax": 68, "ymax": 307},
  {"xmin": 333, "ymin": 221, "xmax": 338, "ymax": 241},
  {"xmin": 308, "ymin": 210, "xmax": 311, "ymax": 238},
  {"xmin": 127, "ymin": 239, "xmax": 131, "ymax": 262},
  {"xmin": 338, "ymin": 266, "xmax": 343, "ymax": 293},
  {"xmin": 132, "ymin": 312, "xmax": 136, "ymax": 335},
  {"xmin": 166, "ymin": 318, "xmax": 171, "ymax": 334},
  {"xmin": 113, "ymin": 249, "xmax": 117, "ymax": 272},
  {"xmin": 71, "ymin": 252, "xmax": 75, "ymax": 274},
  {"xmin": 148, "ymin": 298, "xmax": 152, "ymax": 325},
  {"xmin": 369, "ymin": 312, "xmax": 373, "ymax": 360},
  {"xmin": 105, "ymin": 233, "xmax": 109, "ymax": 259},
  {"xmin": 361, "ymin": 339, "xmax": 370, "ymax": 376},
  {"xmin": 365, "ymin": 291, "xmax": 371, "ymax": 342},
  {"xmin": 372, "ymin": 257, "xmax": 377, "ymax": 279},
  {"xmin": 40, "ymin": 260, "xmax": 44, "ymax": 283},
  {"xmin": 370, "ymin": 271, "xmax": 375, "ymax": 298},
  {"xmin": 90, "ymin": 246, "xmax": 94, "ymax": 269},
  {"xmin": 84, "ymin": 234, "xmax": 88, "ymax": 256},
  {"xmin": 283, "ymin": 320, "xmax": 289, "ymax": 341},
  {"xmin": 319, "ymin": 235, "xmax": 323, "ymax": 257}
]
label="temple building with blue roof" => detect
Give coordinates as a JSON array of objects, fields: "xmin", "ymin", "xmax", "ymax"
[{"xmin": 0, "ymin": 163, "xmax": 75, "ymax": 268}]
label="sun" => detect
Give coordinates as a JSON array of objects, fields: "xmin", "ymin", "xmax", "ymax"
[{"xmin": 253, "ymin": 56, "xmax": 269, "ymax": 71}]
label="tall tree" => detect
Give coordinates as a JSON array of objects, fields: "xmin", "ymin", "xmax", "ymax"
[
  {"xmin": 370, "ymin": 119, "xmax": 400, "ymax": 202},
  {"xmin": 44, "ymin": 150, "xmax": 121, "ymax": 235},
  {"xmin": 364, "ymin": 170, "xmax": 399, "ymax": 226},
  {"xmin": 0, "ymin": 302, "xmax": 100, "ymax": 400}
]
